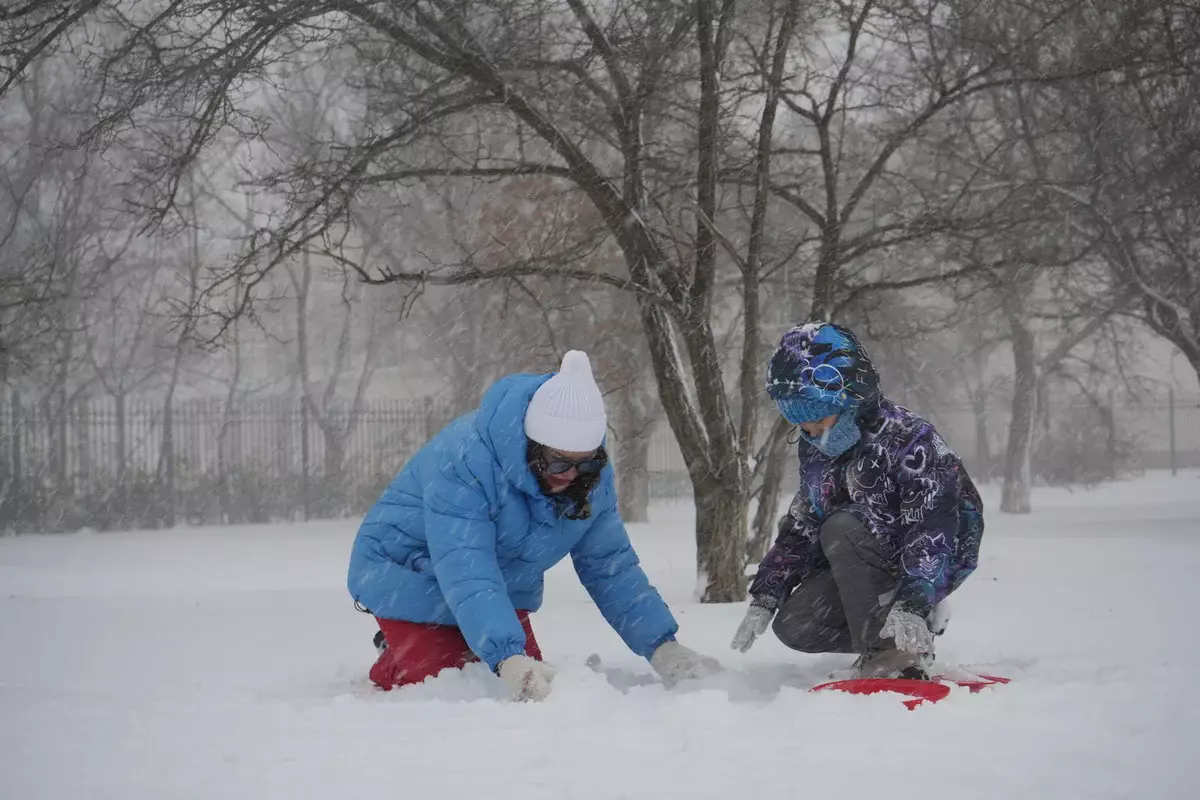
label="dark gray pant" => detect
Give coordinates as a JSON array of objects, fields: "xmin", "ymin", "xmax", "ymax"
[{"xmin": 772, "ymin": 511, "xmax": 899, "ymax": 655}]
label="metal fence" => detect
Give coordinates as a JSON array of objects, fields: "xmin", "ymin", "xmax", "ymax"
[
  {"xmin": 0, "ymin": 394, "xmax": 459, "ymax": 533},
  {"xmin": 1, "ymin": 390, "xmax": 1198, "ymax": 534}
]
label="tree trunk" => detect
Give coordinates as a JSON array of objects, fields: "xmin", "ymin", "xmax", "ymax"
[
  {"xmin": 636, "ymin": 294, "xmax": 747, "ymax": 602},
  {"xmin": 54, "ymin": 383, "xmax": 68, "ymax": 490},
  {"xmin": 218, "ymin": 323, "xmax": 243, "ymax": 524},
  {"xmin": 747, "ymin": 415, "xmax": 792, "ymax": 563},
  {"xmin": 612, "ymin": 378, "xmax": 654, "ymax": 523},
  {"xmin": 970, "ymin": 392, "xmax": 992, "ymax": 481},
  {"xmin": 217, "ymin": 397, "xmax": 231, "ymax": 525},
  {"xmin": 693, "ymin": 474, "xmax": 749, "ymax": 603},
  {"xmin": 1100, "ymin": 394, "xmax": 1118, "ymax": 480},
  {"xmin": 1152, "ymin": 322, "xmax": 1200, "ymax": 390},
  {"xmin": 1185, "ymin": 348, "xmax": 1200, "ymax": 393},
  {"xmin": 157, "ymin": 180, "xmax": 201, "ymax": 528},
  {"xmin": 1035, "ymin": 378, "xmax": 1051, "ymax": 451},
  {"xmin": 323, "ymin": 424, "xmax": 347, "ymax": 517},
  {"xmin": 1001, "ymin": 316, "xmax": 1037, "ymax": 514},
  {"xmin": 114, "ymin": 392, "xmax": 127, "ymax": 488},
  {"xmin": 155, "ymin": 397, "xmax": 175, "ymax": 529},
  {"xmin": 159, "ymin": 323, "xmax": 184, "ymax": 529},
  {"xmin": 616, "ymin": 429, "xmax": 651, "ymax": 524},
  {"xmin": 680, "ymin": 319, "xmax": 748, "ymax": 602},
  {"xmin": 47, "ymin": 331, "xmax": 73, "ymax": 523}
]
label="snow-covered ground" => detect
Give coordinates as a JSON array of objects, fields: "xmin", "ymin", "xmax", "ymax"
[{"xmin": 2, "ymin": 472, "xmax": 1197, "ymax": 799}]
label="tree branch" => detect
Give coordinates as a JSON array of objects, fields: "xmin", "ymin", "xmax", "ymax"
[
  {"xmin": 739, "ymin": 0, "xmax": 800, "ymax": 455},
  {"xmin": 0, "ymin": 0, "xmax": 103, "ymax": 99},
  {"xmin": 363, "ymin": 164, "xmax": 573, "ymax": 183},
  {"xmin": 1039, "ymin": 301, "xmax": 1128, "ymax": 375},
  {"xmin": 318, "ymin": 247, "xmax": 676, "ymax": 310}
]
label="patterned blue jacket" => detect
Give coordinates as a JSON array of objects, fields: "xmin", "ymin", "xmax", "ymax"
[{"xmin": 748, "ymin": 398, "xmax": 984, "ymax": 617}]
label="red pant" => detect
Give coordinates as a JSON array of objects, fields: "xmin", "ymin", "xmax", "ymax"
[{"xmin": 369, "ymin": 611, "xmax": 543, "ymax": 690}]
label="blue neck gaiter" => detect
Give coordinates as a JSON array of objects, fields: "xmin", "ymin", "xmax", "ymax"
[{"xmin": 800, "ymin": 412, "xmax": 862, "ymax": 458}]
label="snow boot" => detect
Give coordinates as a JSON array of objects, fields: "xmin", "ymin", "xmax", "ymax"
[
  {"xmin": 858, "ymin": 647, "xmax": 932, "ymax": 680},
  {"xmin": 829, "ymin": 649, "xmax": 933, "ymax": 681},
  {"xmin": 827, "ymin": 655, "xmax": 865, "ymax": 681}
]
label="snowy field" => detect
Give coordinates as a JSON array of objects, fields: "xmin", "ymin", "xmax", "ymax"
[{"xmin": 2, "ymin": 472, "xmax": 1198, "ymax": 799}]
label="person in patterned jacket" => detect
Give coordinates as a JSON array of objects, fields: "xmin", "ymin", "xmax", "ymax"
[{"xmin": 730, "ymin": 322, "xmax": 985, "ymax": 679}]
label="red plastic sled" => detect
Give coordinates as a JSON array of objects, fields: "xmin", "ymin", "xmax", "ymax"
[{"xmin": 810, "ymin": 674, "xmax": 1010, "ymax": 710}]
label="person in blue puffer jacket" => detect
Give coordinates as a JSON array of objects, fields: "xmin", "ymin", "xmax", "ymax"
[
  {"xmin": 730, "ymin": 322, "xmax": 985, "ymax": 680},
  {"xmin": 348, "ymin": 350, "xmax": 721, "ymax": 701}
]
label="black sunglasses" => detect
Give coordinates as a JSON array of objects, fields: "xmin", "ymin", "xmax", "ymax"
[{"xmin": 543, "ymin": 450, "xmax": 606, "ymax": 476}]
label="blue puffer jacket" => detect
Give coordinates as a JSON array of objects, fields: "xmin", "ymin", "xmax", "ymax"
[{"xmin": 347, "ymin": 373, "xmax": 679, "ymax": 672}]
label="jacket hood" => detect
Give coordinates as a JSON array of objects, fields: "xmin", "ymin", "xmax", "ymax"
[{"xmin": 473, "ymin": 373, "xmax": 552, "ymax": 497}]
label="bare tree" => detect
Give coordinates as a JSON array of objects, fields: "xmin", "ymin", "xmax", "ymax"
[
  {"xmin": 1049, "ymin": 5, "xmax": 1200, "ymax": 384},
  {"xmin": 0, "ymin": 0, "xmax": 105, "ymax": 101},
  {"xmin": 934, "ymin": 7, "xmax": 1188, "ymax": 511},
  {"xmin": 0, "ymin": 56, "xmax": 121, "ymax": 377},
  {"xmin": 289, "ymin": 249, "xmax": 385, "ymax": 514},
  {"xmin": 994, "ymin": 270, "xmax": 1122, "ymax": 511},
  {"xmin": 0, "ymin": 53, "xmax": 141, "ymax": 533},
  {"xmin": 944, "ymin": 309, "xmax": 1009, "ymax": 482},
  {"xmin": 418, "ymin": 284, "xmax": 523, "ymax": 415},
  {"xmin": 711, "ymin": 0, "xmax": 1148, "ymax": 566},
  {"xmin": 70, "ymin": 0, "xmax": 1150, "ymax": 599},
  {"xmin": 83, "ymin": 247, "xmax": 177, "ymax": 498},
  {"xmin": 408, "ymin": 175, "xmax": 662, "ymax": 519},
  {"xmin": 152, "ymin": 174, "xmax": 210, "ymax": 526},
  {"xmin": 944, "ymin": 1, "xmax": 1200, "ymax": 438}
]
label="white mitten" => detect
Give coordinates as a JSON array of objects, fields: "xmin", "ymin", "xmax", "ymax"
[
  {"xmin": 498, "ymin": 654, "xmax": 556, "ymax": 702},
  {"xmin": 649, "ymin": 640, "xmax": 723, "ymax": 687},
  {"xmin": 730, "ymin": 602, "xmax": 776, "ymax": 653},
  {"xmin": 880, "ymin": 606, "xmax": 934, "ymax": 654},
  {"xmin": 930, "ymin": 600, "xmax": 952, "ymax": 636}
]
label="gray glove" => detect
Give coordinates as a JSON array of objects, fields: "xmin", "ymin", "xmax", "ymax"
[
  {"xmin": 880, "ymin": 606, "xmax": 934, "ymax": 653},
  {"xmin": 730, "ymin": 601, "xmax": 776, "ymax": 653}
]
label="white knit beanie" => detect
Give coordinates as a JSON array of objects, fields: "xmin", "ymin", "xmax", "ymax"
[{"xmin": 523, "ymin": 350, "xmax": 607, "ymax": 452}]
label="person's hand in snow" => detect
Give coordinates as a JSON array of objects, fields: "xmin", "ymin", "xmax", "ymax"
[
  {"xmin": 929, "ymin": 600, "xmax": 951, "ymax": 636},
  {"xmin": 650, "ymin": 640, "xmax": 723, "ymax": 687},
  {"xmin": 730, "ymin": 599, "xmax": 776, "ymax": 653},
  {"xmin": 880, "ymin": 605, "xmax": 934, "ymax": 653},
  {"xmin": 498, "ymin": 654, "xmax": 556, "ymax": 701}
]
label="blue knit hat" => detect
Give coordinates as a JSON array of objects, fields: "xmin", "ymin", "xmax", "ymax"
[
  {"xmin": 765, "ymin": 322, "xmax": 880, "ymax": 424},
  {"xmin": 773, "ymin": 394, "xmax": 843, "ymax": 425}
]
